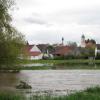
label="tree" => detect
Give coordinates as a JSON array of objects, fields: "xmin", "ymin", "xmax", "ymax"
[
  {"xmin": 0, "ymin": 0, "xmax": 25, "ymax": 68},
  {"xmin": 85, "ymin": 45, "xmax": 96, "ymax": 58},
  {"xmin": 67, "ymin": 41, "xmax": 77, "ymax": 48}
]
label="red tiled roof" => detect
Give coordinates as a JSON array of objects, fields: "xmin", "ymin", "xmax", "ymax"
[
  {"xmin": 53, "ymin": 46, "xmax": 72, "ymax": 55},
  {"xmin": 29, "ymin": 52, "xmax": 41, "ymax": 56}
]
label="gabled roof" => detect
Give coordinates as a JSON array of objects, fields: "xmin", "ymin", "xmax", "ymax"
[
  {"xmin": 25, "ymin": 44, "xmax": 42, "ymax": 56},
  {"xmin": 26, "ymin": 45, "xmax": 34, "ymax": 51},
  {"xmin": 37, "ymin": 44, "xmax": 49, "ymax": 53},
  {"xmin": 30, "ymin": 45, "xmax": 41, "ymax": 52},
  {"xmin": 53, "ymin": 46, "xmax": 72, "ymax": 55}
]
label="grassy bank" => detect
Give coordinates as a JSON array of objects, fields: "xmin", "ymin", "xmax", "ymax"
[
  {"xmin": 0, "ymin": 86, "xmax": 100, "ymax": 100},
  {"xmin": 18, "ymin": 59, "xmax": 100, "ymax": 65},
  {"xmin": 1, "ymin": 60, "xmax": 100, "ymax": 70},
  {"xmin": 15, "ymin": 59, "xmax": 100, "ymax": 70},
  {"xmin": 0, "ymin": 91, "xmax": 25, "ymax": 100},
  {"xmin": 2, "ymin": 63, "xmax": 100, "ymax": 70},
  {"xmin": 1, "ymin": 59, "xmax": 100, "ymax": 70}
]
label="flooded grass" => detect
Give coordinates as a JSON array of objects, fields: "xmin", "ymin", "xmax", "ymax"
[
  {"xmin": 15, "ymin": 64, "xmax": 100, "ymax": 70},
  {"xmin": 0, "ymin": 91, "xmax": 25, "ymax": 100},
  {"xmin": 30, "ymin": 87, "xmax": 100, "ymax": 100},
  {"xmin": 2, "ymin": 59, "xmax": 100, "ymax": 70},
  {"xmin": 14, "ymin": 59, "xmax": 100, "ymax": 70},
  {"xmin": 0, "ymin": 87, "xmax": 100, "ymax": 100}
]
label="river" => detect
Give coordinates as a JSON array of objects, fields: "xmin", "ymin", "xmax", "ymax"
[{"xmin": 0, "ymin": 70, "xmax": 100, "ymax": 95}]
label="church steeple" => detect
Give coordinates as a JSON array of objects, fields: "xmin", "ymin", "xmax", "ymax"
[
  {"xmin": 81, "ymin": 34, "xmax": 85, "ymax": 47},
  {"xmin": 62, "ymin": 37, "xmax": 64, "ymax": 46},
  {"xmin": 82, "ymin": 34, "xmax": 85, "ymax": 39}
]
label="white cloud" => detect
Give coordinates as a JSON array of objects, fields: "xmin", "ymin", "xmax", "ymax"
[{"xmin": 11, "ymin": 0, "xmax": 100, "ymax": 44}]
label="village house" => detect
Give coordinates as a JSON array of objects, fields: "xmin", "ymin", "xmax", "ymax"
[
  {"xmin": 37, "ymin": 44, "xmax": 54, "ymax": 59},
  {"xmin": 52, "ymin": 46, "xmax": 73, "ymax": 57},
  {"xmin": 21, "ymin": 43, "xmax": 54, "ymax": 60},
  {"xmin": 20, "ymin": 35, "xmax": 99, "ymax": 60},
  {"xmin": 81, "ymin": 34, "xmax": 96, "ymax": 48},
  {"xmin": 25, "ymin": 44, "xmax": 43, "ymax": 60}
]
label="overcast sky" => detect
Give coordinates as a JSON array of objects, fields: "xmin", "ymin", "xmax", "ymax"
[{"xmin": 11, "ymin": 0, "xmax": 100, "ymax": 45}]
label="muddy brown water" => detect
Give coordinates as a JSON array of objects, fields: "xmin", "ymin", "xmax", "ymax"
[{"xmin": 0, "ymin": 70, "xmax": 100, "ymax": 95}]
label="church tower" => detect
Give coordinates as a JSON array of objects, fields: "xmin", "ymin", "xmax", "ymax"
[
  {"xmin": 62, "ymin": 37, "xmax": 64, "ymax": 46},
  {"xmin": 81, "ymin": 34, "xmax": 85, "ymax": 47}
]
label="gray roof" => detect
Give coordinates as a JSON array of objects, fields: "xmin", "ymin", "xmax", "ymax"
[
  {"xmin": 37, "ymin": 44, "xmax": 48, "ymax": 53},
  {"xmin": 96, "ymin": 44, "xmax": 100, "ymax": 49}
]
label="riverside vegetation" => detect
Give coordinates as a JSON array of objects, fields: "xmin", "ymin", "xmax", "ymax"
[
  {"xmin": 0, "ymin": 0, "xmax": 25, "ymax": 68},
  {"xmin": 0, "ymin": 59, "xmax": 100, "ymax": 70},
  {"xmin": 10, "ymin": 59, "xmax": 100, "ymax": 70},
  {"xmin": 0, "ymin": 86, "xmax": 100, "ymax": 100},
  {"xmin": 18, "ymin": 59, "xmax": 100, "ymax": 65}
]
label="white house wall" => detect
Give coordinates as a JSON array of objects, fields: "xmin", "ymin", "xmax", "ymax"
[
  {"xmin": 30, "ymin": 54, "xmax": 43, "ymax": 60},
  {"xmin": 95, "ymin": 47, "xmax": 100, "ymax": 57},
  {"xmin": 30, "ymin": 45, "xmax": 41, "ymax": 52}
]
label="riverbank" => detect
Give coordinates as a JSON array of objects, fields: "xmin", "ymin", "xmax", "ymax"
[
  {"xmin": 1, "ymin": 64, "xmax": 100, "ymax": 70},
  {"xmin": 17, "ymin": 64, "xmax": 100, "ymax": 70},
  {"xmin": 1, "ymin": 59, "xmax": 100, "ymax": 70},
  {"xmin": 18, "ymin": 59, "xmax": 100, "ymax": 65},
  {"xmin": 15, "ymin": 59, "xmax": 100, "ymax": 70},
  {"xmin": 0, "ymin": 86, "xmax": 100, "ymax": 100}
]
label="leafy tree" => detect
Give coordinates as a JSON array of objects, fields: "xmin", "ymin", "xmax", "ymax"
[
  {"xmin": 47, "ymin": 45, "xmax": 55, "ymax": 53},
  {"xmin": 85, "ymin": 44, "xmax": 96, "ymax": 58},
  {"xmin": 67, "ymin": 41, "xmax": 77, "ymax": 48},
  {"xmin": 0, "ymin": 0, "xmax": 25, "ymax": 68}
]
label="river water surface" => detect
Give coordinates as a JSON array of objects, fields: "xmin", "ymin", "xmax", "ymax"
[{"xmin": 0, "ymin": 70, "xmax": 100, "ymax": 95}]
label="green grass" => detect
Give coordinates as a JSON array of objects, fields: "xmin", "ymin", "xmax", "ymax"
[
  {"xmin": 18, "ymin": 59, "xmax": 100, "ymax": 65},
  {"xmin": 15, "ymin": 59, "xmax": 100, "ymax": 70},
  {"xmin": 3, "ymin": 64, "xmax": 100, "ymax": 70},
  {"xmin": 0, "ymin": 91, "xmax": 25, "ymax": 100},
  {"xmin": 1, "ymin": 59, "xmax": 100, "ymax": 70},
  {"xmin": 2, "ymin": 61, "xmax": 100, "ymax": 70},
  {"xmin": 0, "ymin": 87, "xmax": 100, "ymax": 100}
]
